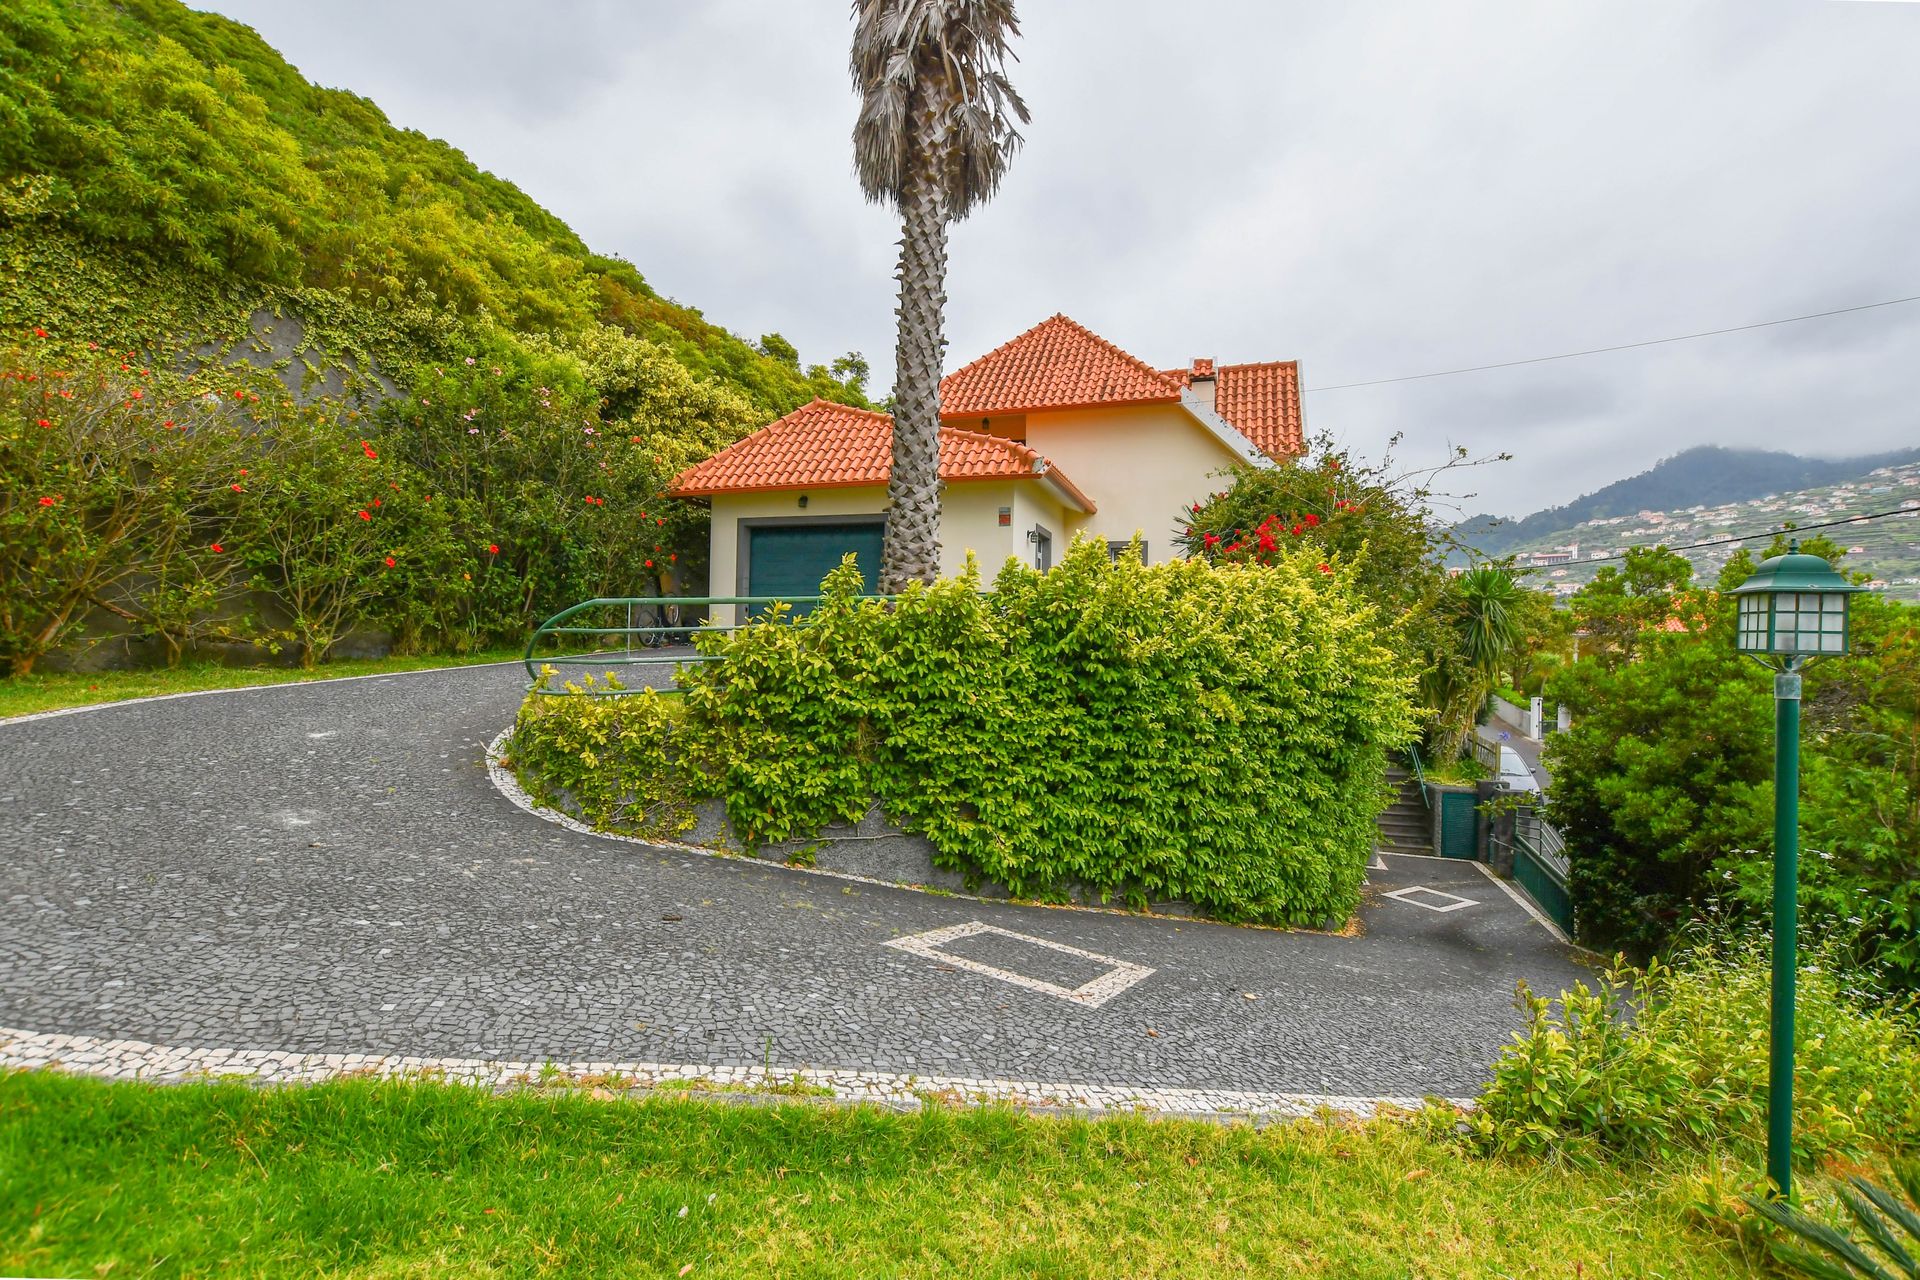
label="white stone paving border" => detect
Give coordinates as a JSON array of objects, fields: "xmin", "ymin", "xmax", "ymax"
[
  {"xmin": 0, "ymin": 1025, "xmax": 1470, "ymax": 1122},
  {"xmin": 0, "ymin": 657, "xmax": 535, "ymax": 727},
  {"xmin": 1472, "ymin": 859, "xmax": 1574, "ymax": 945},
  {"xmin": 883, "ymin": 921, "xmax": 1156, "ymax": 1007}
]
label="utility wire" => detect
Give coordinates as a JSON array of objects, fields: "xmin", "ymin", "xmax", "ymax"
[
  {"xmin": 1512, "ymin": 505, "xmax": 1916, "ymax": 566},
  {"xmin": 1305, "ymin": 294, "xmax": 1920, "ymax": 393}
]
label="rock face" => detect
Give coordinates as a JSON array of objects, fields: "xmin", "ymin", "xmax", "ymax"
[
  {"xmin": 641, "ymin": 799, "xmax": 1210, "ymax": 919},
  {"xmin": 187, "ymin": 306, "xmax": 399, "ymax": 408}
]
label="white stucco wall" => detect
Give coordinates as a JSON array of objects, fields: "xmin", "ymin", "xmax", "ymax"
[{"xmin": 1023, "ymin": 403, "xmax": 1240, "ymax": 563}]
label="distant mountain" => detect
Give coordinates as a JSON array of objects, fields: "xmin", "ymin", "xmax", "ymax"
[{"xmin": 1456, "ymin": 446, "xmax": 1920, "ymax": 557}]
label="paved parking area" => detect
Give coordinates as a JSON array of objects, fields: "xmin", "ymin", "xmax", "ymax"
[{"xmin": 0, "ymin": 663, "xmax": 1588, "ymax": 1108}]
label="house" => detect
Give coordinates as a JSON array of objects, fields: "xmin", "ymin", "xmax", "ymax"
[{"xmin": 669, "ymin": 314, "xmax": 1305, "ymax": 618}]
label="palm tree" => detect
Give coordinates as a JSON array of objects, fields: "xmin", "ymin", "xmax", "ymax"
[
  {"xmin": 1425, "ymin": 566, "xmax": 1525, "ymax": 764},
  {"xmin": 851, "ymin": 0, "xmax": 1028, "ymax": 592}
]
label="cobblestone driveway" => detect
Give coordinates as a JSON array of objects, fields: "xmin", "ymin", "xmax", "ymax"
[{"xmin": 0, "ymin": 663, "xmax": 1588, "ymax": 1104}]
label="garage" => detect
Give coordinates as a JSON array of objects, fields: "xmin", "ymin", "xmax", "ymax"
[{"xmin": 742, "ymin": 519, "xmax": 886, "ymax": 613}]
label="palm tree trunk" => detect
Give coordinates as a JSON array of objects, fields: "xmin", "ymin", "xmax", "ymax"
[{"xmin": 878, "ymin": 131, "xmax": 950, "ymax": 594}]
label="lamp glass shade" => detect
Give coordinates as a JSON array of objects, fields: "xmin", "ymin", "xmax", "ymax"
[{"xmin": 1730, "ymin": 551, "xmax": 1862, "ymax": 657}]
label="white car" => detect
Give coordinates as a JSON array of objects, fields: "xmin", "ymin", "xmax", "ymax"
[{"xmin": 1493, "ymin": 746, "xmax": 1541, "ymax": 796}]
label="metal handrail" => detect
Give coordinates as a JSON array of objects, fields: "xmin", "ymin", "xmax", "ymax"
[
  {"xmin": 521, "ymin": 593, "xmax": 898, "ymax": 696},
  {"xmin": 1405, "ymin": 742, "xmax": 1433, "ymax": 809}
]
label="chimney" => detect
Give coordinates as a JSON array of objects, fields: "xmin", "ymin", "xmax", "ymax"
[{"xmin": 1188, "ymin": 357, "xmax": 1217, "ymax": 409}]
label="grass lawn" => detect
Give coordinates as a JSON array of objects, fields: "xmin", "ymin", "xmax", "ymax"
[
  {"xmin": 0, "ymin": 650, "xmax": 541, "ymax": 720},
  {"xmin": 1, "ymin": 1072, "xmax": 1764, "ymax": 1278}
]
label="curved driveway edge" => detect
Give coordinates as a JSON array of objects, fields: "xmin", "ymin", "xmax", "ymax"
[
  {"xmin": 0, "ymin": 1024, "xmax": 1465, "ymax": 1120},
  {"xmin": 0, "ymin": 661, "xmax": 1588, "ymax": 1110}
]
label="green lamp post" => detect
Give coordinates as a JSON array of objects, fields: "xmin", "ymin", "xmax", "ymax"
[{"xmin": 1730, "ymin": 542, "xmax": 1863, "ymax": 1199}]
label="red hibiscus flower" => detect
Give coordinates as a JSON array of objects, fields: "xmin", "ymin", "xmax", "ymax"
[
  {"xmin": 37, "ymin": 496, "xmax": 55, "ymax": 506},
  {"xmin": 230, "ymin": 483, "xmax": 244, "ymax": 492},
  {"xmin": 1303, "ymin": 513, "xmax": 1319, "ymax": 527},
  {"xmin": 487, "ymin": 543, "xmax": 500, "ymax": 555},
  {"xmin": 1290, "ymin": 523, "xmax": 1303, "ymax": 536},
  {"xmin": 384, "ymin": 556, "xmax": 396, "ymax": 568},
  {"xmin": 644, "ymin": 559, "xmax": 655, "ymax": 568},
  {"xmin": 1318, "ymin": 562, "xmax": 1332, "ymax": 573},
  {"xmin": 210, "ymin": 543, "xmax": 224, "ymax": 553},
  {"xmin": 1203, "ymin": 533, "xmax": 1220, "ymax": 547},
  {"xmin": 33, "ymin": 327, "xmax": 47, "ymax": 338},
  {"xmin": 358, "ymin": 509, "xmax": 371, "ymax": 521}
]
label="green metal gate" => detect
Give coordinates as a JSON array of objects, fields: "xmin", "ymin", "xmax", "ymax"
[{"xmin": 1437, "ymin": 789, "xmax": 1480, "ymax": 859}]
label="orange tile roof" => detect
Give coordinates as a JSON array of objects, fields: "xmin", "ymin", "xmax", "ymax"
[
  {"xmin": 939, "ymin": 314, "xmax": 1185, "ymax": 417},
  {"xmin": 1162, "ymin": 360, "xmax": 1305, "ymax": 459},
  {"xmin": 1213, "ymin": 361, "xmax": 1305, "ymax": 458},
  {"xmin": 669, "ymin": 399, "xmax": 1095, "ymax": 511}
]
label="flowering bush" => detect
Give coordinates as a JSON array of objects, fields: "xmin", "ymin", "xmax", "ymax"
[
  {"xmin": 523, "ymin": 540, "xmax": 1419, "ymax": 926},
  {"xmin": 0, "ymin": 346, "xmax": 264, "ymax": 672},
  {"xmin": 0, "ymin": 328, "xmax": 762, "ymax": 672}
]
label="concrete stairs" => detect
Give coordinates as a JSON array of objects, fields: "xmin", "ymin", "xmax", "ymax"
[{"xmin": 1376, "ymin": 764, "xmax": 1433, "ymax": 856}]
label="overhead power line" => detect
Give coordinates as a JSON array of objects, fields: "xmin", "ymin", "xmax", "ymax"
[
  {"xmin": 1305, "ymin": 294, "xmax": 1920, "ymax": 393},
  {"xmin": 1519, "ymin": 505, "xmax": 1916, "ymax": 566}
]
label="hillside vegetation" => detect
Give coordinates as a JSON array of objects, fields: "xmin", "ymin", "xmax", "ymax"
[
  {"xmin": 0, "ymin": 0, "xmax": 866, "ymax": 412},
  {"xmin": 1, "ymin": 0, "xmax": 877, "ymax": 675}
]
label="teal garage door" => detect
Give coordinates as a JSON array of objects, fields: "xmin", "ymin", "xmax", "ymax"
[{"xmin": 745, "ymin": 521, "xmax": 884, "ymax": 616}]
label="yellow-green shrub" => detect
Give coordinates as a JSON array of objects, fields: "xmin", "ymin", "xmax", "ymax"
[
  {"xmin": 610, "ymin": 539, "xmax": 1416, "ymax": 925},
  {"xmin": 1473, "ymin": 942, "xmax": 1920, "ymax": 1166},
  {"xmin": 508, "ymin": 674, "xmax": 703, "ymax": 841}
]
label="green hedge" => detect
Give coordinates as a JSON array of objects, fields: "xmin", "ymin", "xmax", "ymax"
[{"xmin": 511, "ymin": 540, "xmax": 1416, "ymax": 926}]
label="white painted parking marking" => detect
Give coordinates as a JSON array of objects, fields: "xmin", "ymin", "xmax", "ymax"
[
  {"xmin": 1382, "ymin": 885, "xmax": 1478, "ymax": 913},
  {"xmin": 883, "ymin": 921, "xmax": 1155, "ymax": 1007}
]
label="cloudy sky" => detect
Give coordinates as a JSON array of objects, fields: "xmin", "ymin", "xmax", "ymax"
[{"xmin": 204, "ymin": 0, "xmax": 1919, "ymax": 517}]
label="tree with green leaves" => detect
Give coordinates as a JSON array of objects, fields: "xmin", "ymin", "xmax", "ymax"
[
  {"xmin": 1568, "ymin": 545, "xmax": 1698, "ymax": 669},
  {"xmin": 850, "ymin": 0, "xmax": 1029, "ymax": 591},
  {"xmin": 1546, "ymin": 534, "xmax": 1920, "ymax": 988}
]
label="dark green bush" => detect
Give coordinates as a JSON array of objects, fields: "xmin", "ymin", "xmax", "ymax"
[{"xmin": 518, "ymin": 541, "xmax": 1418, "ymax": 926}]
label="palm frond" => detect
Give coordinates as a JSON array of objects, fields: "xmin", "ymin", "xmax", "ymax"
[
  {"xmin": 1838, "ymin": 1180, "xmax": 1918, "ymax": 1277},
  {"xmin": 849, "ymin": 0, "xmax": 1026, "ymax": 212},
  {"xmin": 1746, "ymin": 1172, "xmax": 1920, "ymax": 1280}
]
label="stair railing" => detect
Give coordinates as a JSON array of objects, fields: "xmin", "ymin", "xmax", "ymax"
[{"xmin": 1405, "ymin": 743, "xmax": 1433, "ymax": 809}]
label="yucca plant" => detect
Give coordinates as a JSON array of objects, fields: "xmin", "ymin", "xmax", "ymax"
[{"xmin": 1747, "ymin": 1166, "xmax": 1920, "ymax": 1279}]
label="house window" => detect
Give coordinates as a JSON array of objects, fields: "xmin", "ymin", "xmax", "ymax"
[
  {"xmin": 1031, "ymin": 525, "xmax": 1053, "ymax": 571},
  {"xmin": 1106, "ymin": 541, "xmax": 1147, "ymax": 564}
]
